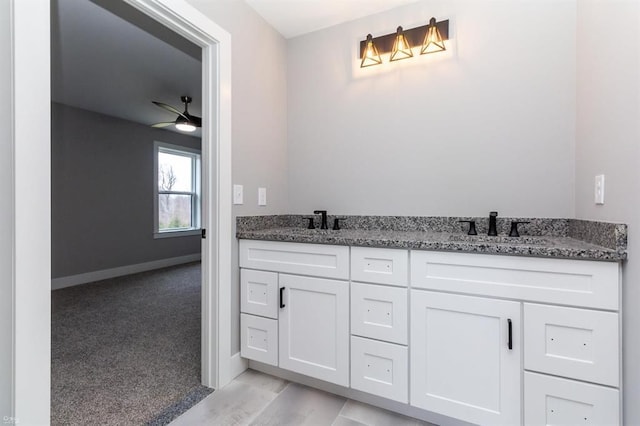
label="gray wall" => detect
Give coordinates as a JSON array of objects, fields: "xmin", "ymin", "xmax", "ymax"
[
  {"xmin": 0, "ymin": 0, "xmax": 13, "ymax": 418},
  {"xmin": 52, "ymin": 102, "xmax": 201, "ymax": 279},
  {"xmin": 575, "ymin": 2, "xmax": 640, "ymax": 424},
  {"xmin": 185, "ymin": 0, "xmax": 290, "ymax": 354},
  {"xmin": 286, "ymin": 0, "xmax": 576, "ymax": 218}
]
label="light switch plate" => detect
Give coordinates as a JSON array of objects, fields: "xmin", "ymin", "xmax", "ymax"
[
  {"xmin": 594, "ymin": 175, "xmax": 605, "ymax": 205},
  {"xmin": 258, "ymin": 187, "xmax": 267, "ymax": 206},
  {"xmin": 233, "ymin": 184, "xmax": 243, "ymax": 205}
]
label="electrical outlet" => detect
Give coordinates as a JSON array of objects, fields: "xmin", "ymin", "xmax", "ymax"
[
  {"xmin": 233, "ymin": 184, "xmax": 243, "ymax": 205},
  {"xmin": 258, "ymin": 187, "xmax": 267, "ymax": 206},
  {"xmin": 594, "ymin": 175, "xmax": 605, "ymax": 205}
]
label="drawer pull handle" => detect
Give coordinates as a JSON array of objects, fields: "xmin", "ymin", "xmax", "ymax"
[
  {"xmin": 280, "ymin": 287, "xmax": 285, "ymax": 309},
  {"xmin": 507, "ymin": 318, "xmax": 513, "ymax": 350}
]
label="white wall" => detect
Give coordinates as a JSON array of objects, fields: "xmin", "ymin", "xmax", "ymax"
[
  {"xmin": 575, "ymin": 1, "xmax": 640, "ymax": 424},
  {"xmin": 185, "ymin": 0, "xmax": 290, "ymax": 353},
  {"xmin": 0, "ymin": 0, "xmax": 13, "ymax": 419},
  {"xmin": 287, "ymin": 0, "xmax": 576, "ymax": 217}
]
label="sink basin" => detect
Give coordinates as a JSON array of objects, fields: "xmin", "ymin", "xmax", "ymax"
[{"xmin": 448, "ymin": 235, "xmax": 551, "ymax": 245}]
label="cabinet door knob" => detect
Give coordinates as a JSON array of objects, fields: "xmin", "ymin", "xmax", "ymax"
[
  {"xmin": 280, "ymin": 287, "xmax": 286, "ymax": 309},
  {"xmin": 507, "ymin": 318, "xmax": 513, "ymax": 350}
]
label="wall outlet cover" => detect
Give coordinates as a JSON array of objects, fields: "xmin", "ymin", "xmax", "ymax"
[
  {"xmin": 258, "ymin": 187, "xmax": 267, "ymax": 206},
  {"xmin": 233, "ymin": 184, "xmax": 244, "ymax": 205},
  {"xmin": 594, "ymin": 175, "xmax": 605, "ymax": 205}
]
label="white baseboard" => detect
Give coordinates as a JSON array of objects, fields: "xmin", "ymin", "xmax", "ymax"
[
  {"xmin": 229, "ymin": 352, "xmax": 249, "ymax": 383},
  {"xmin": 51, "ymin": 253, "xmax": 201, "ymax": 290}
]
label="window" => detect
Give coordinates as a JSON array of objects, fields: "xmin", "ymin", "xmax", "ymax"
[{"xmin": 154, "ymin": 142, "xmax": 201, "ymax": 238}]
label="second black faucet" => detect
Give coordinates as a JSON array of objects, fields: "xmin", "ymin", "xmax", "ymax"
[
  {"xmin": 488, "ymin": 211, "xmax": 498, "ymax": 236},
  {"xmin": 313, "ymin": 210, "xmax": 328, "ymax": 230}
]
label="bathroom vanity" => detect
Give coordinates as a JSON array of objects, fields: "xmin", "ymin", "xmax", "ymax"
[{"xmin": 237, "ymin": 215, "xmax": 627, "ymax": 426}]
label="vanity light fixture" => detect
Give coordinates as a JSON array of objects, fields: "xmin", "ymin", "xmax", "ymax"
[
  {"xmin": 359, "ymin": 17, "xmax": 449, "ymax": 68},
  {"xmin": 421, "ymin": 17, "xmax": 446, "ymax": 54},
  {"xmin": 360, "ymin": 34, "xmax": 382, "ymax": 67},
  {"xmin": 390, "ymin": 26, "xmax": 413, "ymax": 62}
]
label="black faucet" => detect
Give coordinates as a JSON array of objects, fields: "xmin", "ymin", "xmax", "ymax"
[
  {"xmin": 313, "ymin": 210, "xmax": 328, "ymax": 230},
  {"xmin": 488, "ymin": 211, "xmax": 498, "ymax": 236}
]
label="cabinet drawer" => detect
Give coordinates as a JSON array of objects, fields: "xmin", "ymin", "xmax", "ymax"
[
  {"xmin": 351, "ymin": 282, "xmax": 407, "ymax": 345},
  {"xmin": 241, "ymin": 269, "xmax": 279, "ymax": 319},
  {"xmin": 524, "ymin": 372, "xmax": 619, "ymax": 426},
  {"xmin": 239, "ymin": 240, "xmax": 349, "ymax": 279},
  {"xmin": 411, "ymin": 251, "xmax": 619, "ymax": 310},
  {"xmin": 351, "ymin": 336, "xmax": 408, "ymax": 403},
  {"xmin": 240, "ymin": 314, "xmax": 278, "ymax": 366},
  {"xmin": 524, "ymin": 303, "xmax": 619, "ymax": 387},
  {"xmin": 351, "ymin": 247, "xmax": 408, "ymax": 286}
]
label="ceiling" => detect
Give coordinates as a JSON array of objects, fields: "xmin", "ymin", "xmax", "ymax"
[
  {"xmin": 244, "ymin": 0, "xmax": 421, "ymax": 39},
  {"xmin": 51, "ymin": 0, "xmax": 419, "ymax": 132},
  {"xmin": 51, "ymin": 0, "xmax": 202, "ymax": 136}
]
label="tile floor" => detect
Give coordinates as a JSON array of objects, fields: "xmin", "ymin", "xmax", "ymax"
[{"xmin": 170, "ymin": 369, "xmax": 435, "ymax": 426}]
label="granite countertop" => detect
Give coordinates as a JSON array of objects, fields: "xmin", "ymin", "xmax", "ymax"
[{"xmin": 236, "ymin": 215, "xmax": 628, "ymax": 262}]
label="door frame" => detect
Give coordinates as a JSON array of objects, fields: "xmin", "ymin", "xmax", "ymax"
[{"xmin": 10, "ymin": 0, "xmax": 232, "ymax": 423}]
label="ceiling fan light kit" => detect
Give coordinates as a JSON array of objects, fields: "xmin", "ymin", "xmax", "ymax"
[{"xmin": 151, "ymin": 95, "xmax": 202, "ymax": 132}]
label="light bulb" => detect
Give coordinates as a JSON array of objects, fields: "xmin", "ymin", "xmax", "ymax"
[{"xmin": 176, "ymin": 123, "xmax": 196, "ymax": 132}]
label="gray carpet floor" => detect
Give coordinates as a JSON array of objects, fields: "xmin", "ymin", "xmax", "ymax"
[{"xmin": 51, "ymin": 262, "xmax": 212, "ymax": 425}]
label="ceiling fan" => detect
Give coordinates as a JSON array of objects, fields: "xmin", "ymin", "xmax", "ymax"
[{"xmin": 151, "ymin": 96, "xmax": 202, "ymax": 132}]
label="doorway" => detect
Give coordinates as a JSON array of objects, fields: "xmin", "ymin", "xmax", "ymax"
[{"xmin": 8, "ymin": 0, "xmax": 232, "ymax": 423}]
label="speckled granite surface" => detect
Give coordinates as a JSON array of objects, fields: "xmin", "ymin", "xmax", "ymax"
[{"xmin": 236, "ymin": 215, "xmax": 627, "ymax": 262}]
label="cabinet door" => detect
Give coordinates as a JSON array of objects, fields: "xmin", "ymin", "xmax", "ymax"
[
  {"xmin": 278, "ymin": 274, "xmax": 349, "ymax": 386},
  {"xmin": 411, "ymin": 290, "xmax": 521, "ymax": 426}
]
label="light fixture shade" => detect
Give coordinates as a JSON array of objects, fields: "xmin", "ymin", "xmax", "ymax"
[
  {"xmin": 421, "ymin": 17, "xmax": 446, "ymax": 55},
  {"xmin": 175, "ymin": 116, "xmax": 196, "ymax": 132},
  {"xmin": 360, "ymin": 34, "xmax": 382, "ymax": 67},
  {"xmin": 176, "ymin": 123, "xmax": 196, "ymax": 132},
  {"xmin": 390, "ymin": 26, "xmax": 413, "ymax": 62}
]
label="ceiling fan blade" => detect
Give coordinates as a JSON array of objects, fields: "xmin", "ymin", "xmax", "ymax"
[
  {"xmin": 151, "ymin": 121, "xmax": 175, "ymax": 128},
  {"xmin": 152, "ymin": 101, "xmax": 189, "ymax": 120}
]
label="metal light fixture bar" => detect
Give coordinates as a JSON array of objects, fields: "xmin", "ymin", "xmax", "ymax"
[{"xmin": 358, "ymin": 19, "xmax": 449, "ymax": 58}]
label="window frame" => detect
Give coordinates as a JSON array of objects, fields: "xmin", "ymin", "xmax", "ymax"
[{"xmin": 153, "ymin": 141, "xmax": 202, "ymax": 238}]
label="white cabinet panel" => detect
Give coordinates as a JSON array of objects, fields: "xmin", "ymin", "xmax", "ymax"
[
  {"xmin": 350, "ymin": 336, "xmax": 408, "ymax": 403},
  {"xmin": 239, "ymin": 240, "xmax": 349, "ymax": 279},
  {"xmin": 351, "ymin": 282, "xmax": 407, "ymax": 345},
  {"xmin": 241, "ymin": 269, "xmax": 278, "ymax": 319},
  {"xmin": 240, "ymin": 313, "xmax": 278, "ymax": 366},
  {"xmin": 351, "ymin": 247, "xmax": 408, "ymax": 286},
  {"xmin": 278, "ymin": 274, "xmax": 349, "ymax": 386},
  {"xmin": 411, "ymin": 251, "xmax": 619, "ymax": 310},
  {"xmin": 524, "ymin": 303, "xmax": 619, "ymax": 387},
  {"xmin": 524, "ymin": 372, "xmax": 619, "ymax": 426},
  {"xmin": 411, "ymin": 290, "xmax": 521, "ymax": 426}
]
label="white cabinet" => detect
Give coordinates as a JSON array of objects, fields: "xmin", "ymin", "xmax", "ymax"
[
  {"xmin": 239, "ymin": 239, "xmax": 349, "ymax": 279},
  {"xmin": 241, "ymin": 269, "xmax": 279, "ymax": 319},
  {"xmin": 524, "ymin": 303, "xmax": 619, "ymax": 387},
  {"xmin": 278, "ymin": 274, "xmax": 350, "ymax": 386},
  {"xmin": 240, "ymin": 313, "xmax": 278, "ymax": 366},
  {"xmin": 411, "ymin": 290, "xmax": 522, "ymax": 426},
  {"xmin": 239, "ymin": 241, "xmax": 351, "ymax": 386},
  {"xmin": 351, "ymin": 336, "xmax": 408, "ymax": 403},
  {"xmin": 524, "ymin": 372, "xmax": 620, "ymax": 426},
  {"xmin": 351, "ymin": 282, "xmax": 407, "ymax": 345},
  {"xmin": 411, "ymin": 251, "xmax": 619, "ymax": 310},
  {"xmin": 239, "ymin": 241, "xmax": 622, "ymax": 426},
  {"xmin": 351, "ymin": 246, "xmax": 408, "ymax": 286}
]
